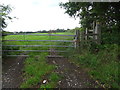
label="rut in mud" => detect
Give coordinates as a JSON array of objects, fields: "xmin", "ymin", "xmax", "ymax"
[
  {"xmin": 2, "ymin": 56, "xmax": 26, "ymax": 88},
  {"xmin": 47, "ymin": 57, "xmax": 100, "ymax": 88},
  {"xmin": 46, "ymin": 48, "xmax": 100, "ymax": 88}
]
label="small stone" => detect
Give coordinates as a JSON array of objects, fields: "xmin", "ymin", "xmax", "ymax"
[
  {"xmin": 12, "ymin": 69, "xmax": 15, "ymax": 71},
  {"xmin": 43, "ymin": 80, "xmax": 47, "ymax": 84},
  {"xmin": 52, "ymin": 61, "xmax": 56, "ymax": 64},
  {"xmin": 75, "ymin": 70, "xmax": 77, "ymax": 72},
  {"xmin": 68, "ymin": 82, "xmax": 70, "ymax": 86},
  {"xmin": 59, "ymin": 81, "xmax": 61, "ymax": 83},
  {"xmin": 61, "ymin": 71, "xmax": 63, "ymax": 74},
  {"xmin": 58, "ymin": 81, "xmax": 61, "ymax": 84},
  {"xmin": 7, "ymin": 78, "xmax": 9, "ymax": 80}
]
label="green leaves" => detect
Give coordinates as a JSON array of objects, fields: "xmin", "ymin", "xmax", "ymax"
[
  {"xmin": 59, "ymin": 2, "xmax": 120, "ymax": 28},
  {"xmin": 59, "ymin": 2, "xmax": 120, "ymax": 44},
  {"xmin": 0, "ymin": 4, "xmax": 12, "ymax": 29}
]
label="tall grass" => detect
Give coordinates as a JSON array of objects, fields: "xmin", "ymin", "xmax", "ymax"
[{"xmin": 68, "ymin": 44, "xmax": 119, "ymax": 88}]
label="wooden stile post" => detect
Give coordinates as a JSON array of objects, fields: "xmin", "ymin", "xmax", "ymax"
[
  {"xmin": 93, "ymin": 21, "xmax": 96, "ymax": 42},
  {"xmin": 80, "ymin": 29, "xmax": 84, "ymax": 50},
  {"xmin": 85, "ymin": 28, "xmax": 88, "ymax": 41},
  {"xmin": 97, "ymin": 22, "xmax": 101, "ymax": 44},
  {"xmin": 74, "ymin": 30, "xmax": 80, "ymax": 51},
  {"xmin": 74, "ymin": 30, "xmax": 77, "ymax": 48}
]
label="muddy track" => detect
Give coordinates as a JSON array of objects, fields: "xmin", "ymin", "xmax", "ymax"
[
  {"xmin": 2, "ymin": 56, "xmax": 27, "ymax": 88},
  {"xmin": 47, "ymin": 48, "xmax": 101, "ymax": 88},
  {"xmin": 47, "ymin": 57, "xmax": 100, "ymax": 88},
  {"xmin": 2, "ymin": 48, "xmax": 101, "ymax": 88}
]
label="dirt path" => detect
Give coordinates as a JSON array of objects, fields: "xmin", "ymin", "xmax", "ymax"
[
  {"xmin": 2, "ymin": 56, "xmax": 26, "ymax": 88},
  {"xmin": 47, "ymin": 57, "xmax": 100, "ymax": 88},
  {"xmin": 2, "ymin": 48, "xmax": 100, "ymax": 88},
  {"xmin": 47, "ymin": 48, "xmax": 100, "ymax": 88}
]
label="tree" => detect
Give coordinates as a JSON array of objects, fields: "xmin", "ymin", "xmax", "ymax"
[
  {"xmin": 0, "ymin": 4, "xmax": 12, "ymax": 29},
  {"xmin": 0, "ymin": 4, "xmax": 13, "ymax": 36},
  {"xmin": 60, "ymin": 2, "xmax": 120, "ymax": 28},
  {"xmin": 59, "ymin": 2, "xmax": 120, "ymax": 44}
]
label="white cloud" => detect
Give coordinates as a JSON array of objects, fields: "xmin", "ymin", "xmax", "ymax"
[{"xmin": 1, "ymin": 0, "xmax": 80, "ymax": 32}]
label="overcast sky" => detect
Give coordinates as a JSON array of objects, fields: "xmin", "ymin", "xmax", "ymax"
[{"xmin": 1, "ymin": 0, "xmax": 80, "ymax": 32}]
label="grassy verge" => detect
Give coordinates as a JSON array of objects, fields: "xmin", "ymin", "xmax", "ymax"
[{"xmin": 66, "ymin": 44, "xmax": 120, "ymax": 89}]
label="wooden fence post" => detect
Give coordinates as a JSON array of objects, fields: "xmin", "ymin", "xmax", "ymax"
[
  {"xmin": 97, "ymin": 22, "xmax": 101, "ymax": 44},
  {"xmin": 93, "ymin": 21, "xmax": 96, "ymax": 42},
  {"xmin": 74, "ymin": 30, "xmax": 80, "ymax": 51},
  {"xmin": 85, "ymin": 28, "xmax": 88, "ymax": 41},
  {"xmin": 80, "ymin": 29, "xmax": 84, "ymax": 49}
]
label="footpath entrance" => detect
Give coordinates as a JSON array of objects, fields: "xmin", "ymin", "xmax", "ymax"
[{"xmin": 2, "ymin": 22, "xmax": 101, "ymax": 88}]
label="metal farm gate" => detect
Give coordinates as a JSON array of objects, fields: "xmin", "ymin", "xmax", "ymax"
[{"xmin": 3, "ymin": 32, "xmax": 76, "ymax": 57}]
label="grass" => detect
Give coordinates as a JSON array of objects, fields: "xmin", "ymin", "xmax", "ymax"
[
  {"xmin": 3, "ymin": 32, "xmax": 73, "ymax": 88},
  {"xmin": 20, "ymin": 53, "xmax": 56, "ymax": 88},
  {"xmin": 67, "ymin": 44, "xmax": 120, "ymax": 89}
]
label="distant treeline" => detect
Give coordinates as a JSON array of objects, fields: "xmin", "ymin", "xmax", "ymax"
[{"xmin": 2, "ymin": 29, "xmax": 70, "ymax": 36}]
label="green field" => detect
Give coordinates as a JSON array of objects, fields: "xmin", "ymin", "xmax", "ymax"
[{"xmin": 3, "ymin": 32, "xmax": 74, "ymax": 56}]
